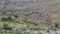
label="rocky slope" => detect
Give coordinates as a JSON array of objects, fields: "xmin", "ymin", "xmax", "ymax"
[{"xmin": 0, "ymin": 0, "xmax": 60, "ymax": 28}]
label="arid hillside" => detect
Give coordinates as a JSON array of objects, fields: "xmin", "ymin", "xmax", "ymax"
[{"xmin": 0, "ymin": 0, "xmax": 60, "ymax": 29}]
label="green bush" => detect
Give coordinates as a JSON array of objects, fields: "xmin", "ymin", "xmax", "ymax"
[
  {"xmin": 40, "ymin": 32, "xmax": 43, "ymax": 34},
  {"xmin": 2, "ymin": 17, "xmax": 12, "ymax": 21},
  {"xmin": 47, "ymin": 30, "xmax": 49, "ymax": 33},
  {"xmin": 14, "ymin": 15, "xmax": 18, "ymax": 18},
  {"xmin": 55, "ymin": 23, "xmax": 59, "ymax": 28},
  {"xmin": 3, "ymin": 23, "xmax": 12, "ymax": 30}
]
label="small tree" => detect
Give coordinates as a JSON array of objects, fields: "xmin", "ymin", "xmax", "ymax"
[
  {"xmin": 3, "ymin": 23, "xmax": 12, "ymax": 30},
  {"xmin": 55, "ymin": 23, "xmax": 58, "ymax": 28},
  {"xmin": 47, "ymin": 30, "xmax": 50, "ymax": 33},
  {"xmin": 7, "ymin": 17, "xmax": 12, "ymax": 20},
  {"xmin": 14, "ymin": 14, "xmax": 18, "ymax": 18}
]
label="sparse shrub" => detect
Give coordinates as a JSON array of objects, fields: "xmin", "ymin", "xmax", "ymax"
[
  {"xmin": 30, "ymin": 27, "xmax": 41, "ymax": 30},
  {"xmin": 14, "ymin": 14, "xmax": 18, "ymax": 18},
  {"xmin": 7, "ymin": 17, "xmax": 12, "ymax": 20},
  {"xmin": 34, "ymin": 28, "xmax": 41, "ymax": 30},
  {"xmin": 2, "ymin": 18, "xmax": 7, "ymax": 21},
  {"xmin": 55, "ymin": 23, "xmax": 58, "ymax": 28},
  {"xmin": 3, "ymin": 23, "xmax": 12, "ymax": 30},
  {"xmin": 1, "ymin": 17, "xmax": 12, "ymax": 21},
  {"xmin": 47, "ymin": 30, "xmax": 49, "ymax": 33},
  {"xmin": 40, "ymin": 32, "xmax": 43, "ymax": 34},
  {"xmin": 32, "ymin": 22, "xmax": 38, "ymax": 26}
]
